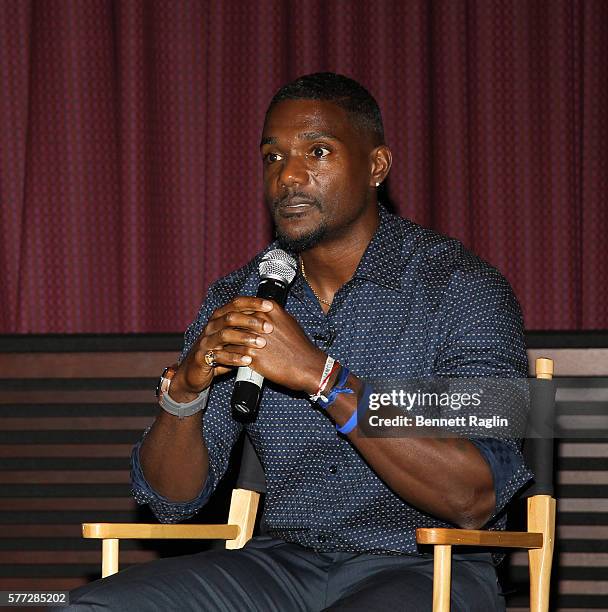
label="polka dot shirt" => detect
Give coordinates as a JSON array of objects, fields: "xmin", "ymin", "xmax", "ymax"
[{"xmin": 131, "ymin": 206, "xmax": 533, "ymax": 556}]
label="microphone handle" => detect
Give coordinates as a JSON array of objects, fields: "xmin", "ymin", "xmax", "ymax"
[{"xmin": 230, "ymin": 279, "xmax": 289, "ymax": 423}]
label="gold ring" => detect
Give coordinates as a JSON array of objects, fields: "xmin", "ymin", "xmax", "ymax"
[{"xmin": 204, "ymin": 350, "xmax": 216, "ymax": 367}]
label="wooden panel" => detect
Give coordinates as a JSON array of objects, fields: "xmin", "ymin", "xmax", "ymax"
[
  {"xmin": 0, "ymin": 444, "xmax": 134, "ymax": 457},
  {"xmin": 558, "ymin": 581, "xmax": 608, "ymax": 595},
  {"xmin": 1, "ymin": 390, "xmax": 155, "ymax": 403},
  {"xmin": 559, "ymin": 443, "xmax": 608, "ymax": 458},
  {"xmin": 557, "ymin": 526, "xmax": 608, "ymax": 539},
  {"xmin": 0, "ymin": 525, "xmax": 81, "ymax": 537},
  {"xmin": 0, "ymin": 417, "xmax": 152, "ymax": 430},
  {"xmin": 0, "ymin": 471, "xmax": 130, "ymax": 484},
  {"xmin": 512, "ymin": 551, "xmax": 608, "ymax": 566},
  {"xmin": 0, "ymin": 338, "xmax": 606, "ymax": 610},
  {"xmin": 558, "ymin": 471, "xmax": 608, "ymax": 485},
  {"xmin": 0, "ymin": 352, "xmax": 175, "ymax": 378},
  {"xmin": 0, "ymin": 498, "xmax": 137, "ymax": 511}
]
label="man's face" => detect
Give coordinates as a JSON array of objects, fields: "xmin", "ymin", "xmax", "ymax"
[{"xmin": 261, "ymin": 99, "xmax": 376, "ymax": 252}]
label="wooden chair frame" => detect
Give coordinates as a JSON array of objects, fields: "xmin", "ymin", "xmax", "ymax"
[
  {"xmin": 415, "ymin": 357, "xmax": 556, "ymax": 612},
  {"xmin": 83, "ymin": 488, "xmax": 260, "ymax": 578}
]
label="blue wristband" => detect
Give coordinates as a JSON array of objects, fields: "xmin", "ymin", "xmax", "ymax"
[
  {"xmin": 336, "ymin": 405, "xmax": 358, "ymax": 434},
  {"xmin": 317, "ymin": 366, "xmax": 352, "ymax": 409},
  {"xmin": 336, "ymin": 382, "xmax": 374, "ymax": 435},
  {"xmin": 357, "ymin": 383, "xmax": 374, "ymax": 423}
]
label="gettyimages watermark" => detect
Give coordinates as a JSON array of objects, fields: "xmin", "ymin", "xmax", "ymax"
[{"xmin": 358, "ymin": 377, "xmax": 558, "ymax": 439}]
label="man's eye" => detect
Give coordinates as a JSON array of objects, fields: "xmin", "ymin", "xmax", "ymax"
[
  {"xmin": 264, "ymin": 152, "xmax": 282, "ymax": 164},
  {"xmin": 311, "ymin": 146, "xmax": 330, "ymax": 159}
]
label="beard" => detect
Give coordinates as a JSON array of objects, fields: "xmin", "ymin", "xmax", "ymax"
[
  {"xmin": 268, "ymin": 191, "xmax": 329, "ymax": 253},
  {"xmin": 275, "ymin": 220, "xmax": 329, "ymax": 253}
]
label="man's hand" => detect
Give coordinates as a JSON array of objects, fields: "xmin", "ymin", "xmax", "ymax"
[
  {"xmin": 223, "ymin": 301, "xmax": 327, "ymax": 394},
  {"xmin": 169, "ymin": 297, "xmax": 275, "ymax": 402},
  {"xmin": 171, "ymin": 296, "xmax": 326, "ymax": 402}
]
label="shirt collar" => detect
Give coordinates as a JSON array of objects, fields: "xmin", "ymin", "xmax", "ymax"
[
  {"xmin": 350, "ymin": 204, "xmax": 408, "ymax": 292},
  {"xmin": 268, "ymin": 204, "xmax": 412, "ymax": 301}
]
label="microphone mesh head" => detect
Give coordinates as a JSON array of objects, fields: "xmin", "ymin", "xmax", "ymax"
[{"xmin": 259, "ymin": 249, "xmax": 297, "ymax": 284}]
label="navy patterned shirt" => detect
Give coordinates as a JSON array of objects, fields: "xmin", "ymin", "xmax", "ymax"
[{"xmin": 131, "ymin": 206, "xmax": 533, "ymax": 555}]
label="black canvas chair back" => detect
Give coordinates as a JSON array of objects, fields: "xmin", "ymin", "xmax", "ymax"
[
  {"xmin": 236, "ymin": 434, "xmax": 266, "ymax": 494},
  {"xmin": 523, "ymin": 375, "xmax": 557, "ymax": 498}
]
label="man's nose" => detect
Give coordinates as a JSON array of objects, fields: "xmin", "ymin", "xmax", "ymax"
[{"xmin": 279, "ymin": 155, "xmax": 308, "ymax": 188}]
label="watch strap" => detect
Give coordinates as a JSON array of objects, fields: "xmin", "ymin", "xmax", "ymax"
[{"xmin": 159, "ymin": 386, "xmax": 210, "ymax": 419}]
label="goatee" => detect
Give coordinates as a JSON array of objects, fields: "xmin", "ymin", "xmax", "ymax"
[{"xmin": 275, "ymin": 221, "xmax": 328, "ymax": 253}]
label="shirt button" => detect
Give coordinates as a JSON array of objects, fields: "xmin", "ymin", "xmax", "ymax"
[
  {"xmin": 317, "ymin": 534, "xmax": 326, "ymax": 543},
  {"xmin": 329, "ymin": 465, "xmax": 337, "ymax": 474}
]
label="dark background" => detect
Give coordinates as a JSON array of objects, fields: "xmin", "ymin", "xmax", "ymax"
[{"xmin": 1, "ymin": 0, "xmax": 607, "ymax": 334}]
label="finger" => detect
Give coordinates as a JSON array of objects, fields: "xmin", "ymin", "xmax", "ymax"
[
  {"xmin": 206, "ymin": 328, "xmax": 267, "ymax": 350},
  {"xmin": 211, "ymin": 348, "xmax": 253, "ymax": 367},
  {"xmin": 210, "ymin": 297, "xmax": 273, "ymax": 321},
  {"xmin": 191, "ymin": 343, "xmax": 252, "ymax": 371},
  {"xmin": 205, "ymin": 311, "xmax": 274, "ymax": 336},
  {"xmin": 223, "ymin": 344, "xmax": 260, "ymax": 355}
]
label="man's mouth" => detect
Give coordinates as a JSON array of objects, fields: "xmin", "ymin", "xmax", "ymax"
[
  {"xmin": 284, "ymin": 201, "xmax": 313, "ymax": 209},
  {"xmin": 276, "ymin": 197, "xmax": 318, "ymax": 215}
]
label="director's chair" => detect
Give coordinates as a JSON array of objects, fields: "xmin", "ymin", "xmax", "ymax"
[
  {"xmin": 84, "ymin": 358, "xmax": 556, "ymax": 612},
  {"xmin": 416, "ymin": 357, "xmax": 556, "ymax": 612},
  {"xmin": 83, "ymin": 434, "xmax": 265, "ymax": 578}
]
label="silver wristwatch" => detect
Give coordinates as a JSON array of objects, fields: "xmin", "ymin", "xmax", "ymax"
[{"xmin": 156, "ymin": 366, "xmax": 210, "ymax": 419}]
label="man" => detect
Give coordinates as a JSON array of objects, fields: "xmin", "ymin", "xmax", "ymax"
[{"xmin": 65, "ymin": 73, "xmax": 531, "ymax": 611}]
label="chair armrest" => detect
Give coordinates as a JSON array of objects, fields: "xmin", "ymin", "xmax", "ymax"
[
  {"xmin": 416, "ymin": 528, "xmax": 543, "ymax": 549},
  {"xmin": 82, "ymin": 523, "xmax": 240, "ymax": 540}
]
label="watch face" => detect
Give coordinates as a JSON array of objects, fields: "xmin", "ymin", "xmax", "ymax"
[
  {"xmin": 155, "ymin": 376, "xmax": 164, "ymax": 398},
  {"xmin": 155, "ymin": 367, "xmax": 173, "ymax": 398}
]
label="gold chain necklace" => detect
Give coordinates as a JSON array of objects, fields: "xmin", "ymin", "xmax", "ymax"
[{"xmin": 300, "ymin": 259, "xmax": 332, "ymax": 306}]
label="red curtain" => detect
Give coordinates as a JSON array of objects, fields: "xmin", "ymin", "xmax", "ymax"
[{"xmin": 1, "ymin": 0, "xmax": 606, "ymax": 333}]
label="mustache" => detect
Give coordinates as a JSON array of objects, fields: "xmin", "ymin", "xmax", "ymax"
[{"xmin": 271, "ymin": 192, "xmax": 322, "ymax": 211}]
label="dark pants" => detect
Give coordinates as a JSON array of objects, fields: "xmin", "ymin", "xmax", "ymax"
[{"xmin": 60, "ymin": 536, "xmax": 505, "ymax": 611}]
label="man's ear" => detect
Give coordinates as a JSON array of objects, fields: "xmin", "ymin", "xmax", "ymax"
[{"xmin": 369, "ymin": 145, "xmax": 392, "ymax": 187}]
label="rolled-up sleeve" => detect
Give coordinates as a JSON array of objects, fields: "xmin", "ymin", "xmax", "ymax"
[
  {"xmin": 469, "ymin": 437, "xmax": 531, "ymax": 518},
  {"xmin": 130, "ymin": 282, "xmax": 243, "ymax": 522},
  {"xmin": 435, "ymin": 262, "xmax": 533, "ymax": 520},
  {"xmin": 130, "ymin": 426, "xmax": 216, "ymax": 523}
]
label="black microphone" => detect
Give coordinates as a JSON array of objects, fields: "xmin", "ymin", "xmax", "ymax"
[{"xmin": 231, "ymin": 249, "xmax": 297, "ymax": 423}]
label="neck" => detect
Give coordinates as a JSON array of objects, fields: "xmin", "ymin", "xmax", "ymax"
[{"xmin": 299, "ymin": 205, "xmax": 380, "ymax": 302}]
